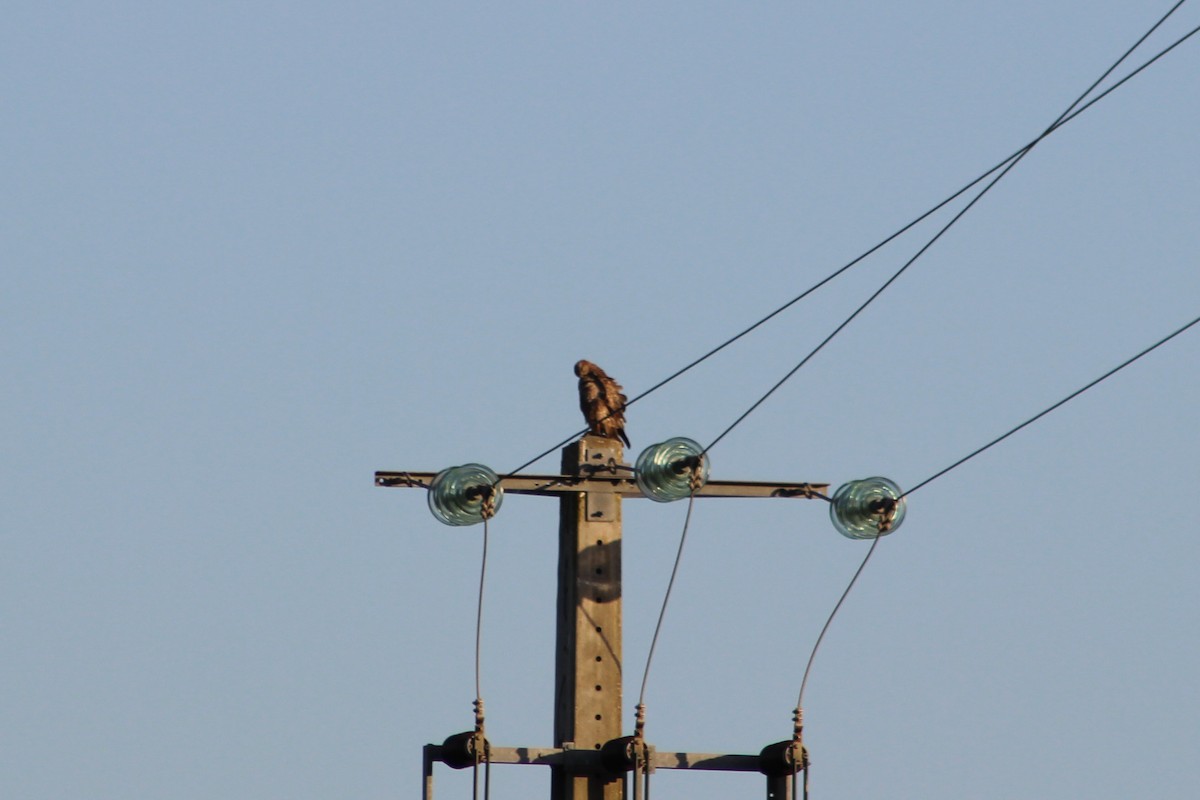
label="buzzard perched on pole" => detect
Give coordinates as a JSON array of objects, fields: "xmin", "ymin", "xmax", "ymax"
[{"xmin": 574, "ymin": 359, "xmax": 631, "ymax": 448}]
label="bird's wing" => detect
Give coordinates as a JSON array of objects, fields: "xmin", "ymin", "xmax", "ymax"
[{"xmin": 601, "ymin": 377, "xmax": 627, "ymax": 414}]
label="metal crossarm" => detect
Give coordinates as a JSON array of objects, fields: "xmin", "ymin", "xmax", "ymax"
[{"xmin": 375, "ymin": 470, "xmax": 829, "ymax": 500}]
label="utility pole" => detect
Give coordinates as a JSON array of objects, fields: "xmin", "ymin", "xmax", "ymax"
[
  {"xmin": 554, "ymin": 436, "xmax": 625, "ymax": 800},
  {"xmin": 377, "ymin": 435, "xmax": 838, "ymax": 799}
]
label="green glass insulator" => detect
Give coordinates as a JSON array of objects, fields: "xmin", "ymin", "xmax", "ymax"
[
  {"xmin": 829, "ymin": 477, "xmax": 906, "ymax": 539},
  {"xmin": 427, "ymin": 463, "xmax": 503, "ymax": 526},
  {"xmin": 635, "ymin": 437, "xmax": 711, "ymax": 502}
]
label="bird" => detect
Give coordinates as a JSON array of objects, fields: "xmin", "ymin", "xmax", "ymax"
[{"xmin": 574, "ymin": 359, "xmax": 631, "ymax": 448}]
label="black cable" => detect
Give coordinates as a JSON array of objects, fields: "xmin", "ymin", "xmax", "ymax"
[
  {"xmin": 471, "ymin": 517, "xmax": 491, "ymax": 800},
  {"xmin": 474, "ymin": 517, "xmax": 489, "ymax": 702},
  {"xmin": 637, "ymin": 493, "xmax": 699, "ymax": 708},
  {"xmin": 781, "ymin": 310, "xmax": 1200, "ymax": 795},
  {"xmin": 796, "ymin": 533, "xmax": 883, "ymax": 711},
  {"xmin": 702, "ymin": 1, "xmax": 1191, "ymax": 455},
  {"xmin": 904, "ymin": 313, "xmax": 1200, "ymax": 498},
  {"xmin": 501, "ymin": 11, "xmax": 1198, "ymax": 479},
  {"xmin": 501, "ymin": 425, "xmax": 594, "ymax": 482},
  {"xmin": 783, "ymin": 5, "xmax": 1198, "ymax": 748},
  {"xmin": 704, "ymin": 144, "xmax": 1039, "ymax": 454}
]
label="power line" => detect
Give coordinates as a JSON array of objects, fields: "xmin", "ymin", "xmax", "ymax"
[
  {"xmin": 637, "ymin": 494, "xmax": 699, "ymax": 709},
  {"xmin": 904, "ymin": 312, "xmax": 1200, "ymax": 498},
  {"xmin": 796, "ymin": 533, "xmax": 882, "ymax": 712},
  {"xmin": 474, "ymin": 518, "xmax": 490, "ymax": 702},
  {"xmin": 790, "ymin": 312, "xmax": 1200, "ymax": 727},
  {"xmin": 701, "ymin": 0, "xmax": 1193, "ymax": 455},
  {"xmin": 497, "ymin": 18, "xmax": 1200, "ymax": 731},
  {"xmin": 501, "ymin": 14, "xmax": 1199, "ymax": 479},
  {"xmin": 778, "ymin": 309, "xmax": 1200, "ymax": 791}
]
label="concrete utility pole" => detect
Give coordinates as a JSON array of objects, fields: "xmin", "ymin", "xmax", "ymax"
[
  {"xmin": 554, "ymin": 436, "xmax": 625, "ymax": 800},
  {"xmin": 376, "ymin": 435, "xmax": 829, "ymax": 800}
]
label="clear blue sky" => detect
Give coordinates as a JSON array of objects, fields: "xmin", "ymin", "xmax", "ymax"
[{"xmin": 4, "ymin": 2, "xmax": 1198, "ymax": 798}]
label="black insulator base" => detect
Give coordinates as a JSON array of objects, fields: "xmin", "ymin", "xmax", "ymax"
[
  {"xmin": 440, "ymin": 730, "xmax": 489, "ymax": 770},
  {"xmin": 599, "ymin": 735, "xmax": 640, "ymax": 774},
  {"xmin": 758, "ymin": 739, "xmax": 806, "ymax": 777}
]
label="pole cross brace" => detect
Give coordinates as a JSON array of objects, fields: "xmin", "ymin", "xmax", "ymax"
[
  {"xmin": 422, "ymin": 742, "xmax": 780, "ymax": 800},
  {"xmin": 427, "ymin": 742, "xmax": 761, "ymax": 770}
]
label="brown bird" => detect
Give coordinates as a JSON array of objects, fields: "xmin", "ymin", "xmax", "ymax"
[{"xmin": 574, "ymin": 359, "xmax": 631, "ymax": 448}]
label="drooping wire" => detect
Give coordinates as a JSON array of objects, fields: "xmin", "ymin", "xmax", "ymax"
[
  {"xmin": 904, "ymin": 312, "xmax": 1200, "ymax": 499},
  {"xmin": 796, "ymin": 533, "xmax": 883, "ymax": 712},
  {"xmin": 623, "ymin": 10, "xmax": 1197, "ymax": 764},
  {"xmin": 471, "ymin": 512, "xmax": 493, "ymax": 800},
  {"xmin": 637, "ymin": 492, "xmax": 700, "ymax": 710},
  {"xmin": 499, "ymin": 11, "xmax": 1199, "ymax": 481},
  {"xmin": 781, "ymin": 6, "xmax": 1200, "ymax": 717},
  {"xmin": 780, "ymin": 312, "xmax": 1200, "ymax": 792},
  {"xmin": 702, "ymin": 1, "xmax": 1193, "ymax": 457},
  {"xmin": 628, "ymin": 486, "xmax": 701, "ymax": 800},
  {"xmin": 774, "ymin": 497, "xmax": 879, "ymax": 800},
  {"xmin": 475, "ymin": 516, "xmax": 489, "ymax": 704}
]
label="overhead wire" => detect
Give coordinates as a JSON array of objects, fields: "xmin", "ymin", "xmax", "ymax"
[
  {"xmin": 629, "ymin": 477, "xmax": 704, "ymax": 797},
  {"xmin": 903, "ymin": 312, "xmax": 1200, "ymax": 499},
  {"xmin": 411, "ymin": 8, "xmax": 1198, "ymax": 797},
  {"xmin": 703, "ymin": 0, "xmax": 1193, "ymax": 455},
  {"xmin": 636, "ymin": 493, "xmax": 699, "ymax": 710},
  {"xmin": 499, "ymin": 8, "xmax": 1200, "ymax": 480},
  {"xmin": 472, "ymin": 5, "xmax": 1198, "ymax": 780},
  {"xmin": 796, "ymin": 533, "xmax": 882, "ymax": 712},
  {"xmin": 540, "ymin": 2, "xmax": 1199, "ymax": 743},
  {"xmin": 773, "ymin": 310, "xmax": 1200, "ymax": 797},
  {"xmin": 474, "ymin": 517, "xmax": 489, "ymax": 704},
  {"xmin": 779, "ymin": 11, "xmax": 1196, "ymax": 783},
  {"xmin": 473, "ymin": 510, "xmax": 495, "ymax": 800}
]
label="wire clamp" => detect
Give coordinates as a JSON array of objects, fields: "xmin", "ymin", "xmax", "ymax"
[{"xmin": 479, "ymin": 488, "xmax": 497, "ymax": 521}]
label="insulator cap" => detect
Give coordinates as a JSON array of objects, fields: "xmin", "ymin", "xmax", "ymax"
[
  {"xmin": 758, "ymin": 739, "xmax": 806, "ymax": 777},
  {"xmin": 427, "ymin": 463, "xmax": 503, "ymax": 526},
  {"xmin": 440, "ymin": 730, "xmax": 489, "ymax": 769},
  {"xmin": 829, "ymin": 476, "xmax": 906, "ymax": 539},
  {"xmin": 600, "ymin": 735, "xmax": 639, "ymax": 774},
  {"xmin": 634, "ymin": 437, "xmax": 711, "ymax": 502}
]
